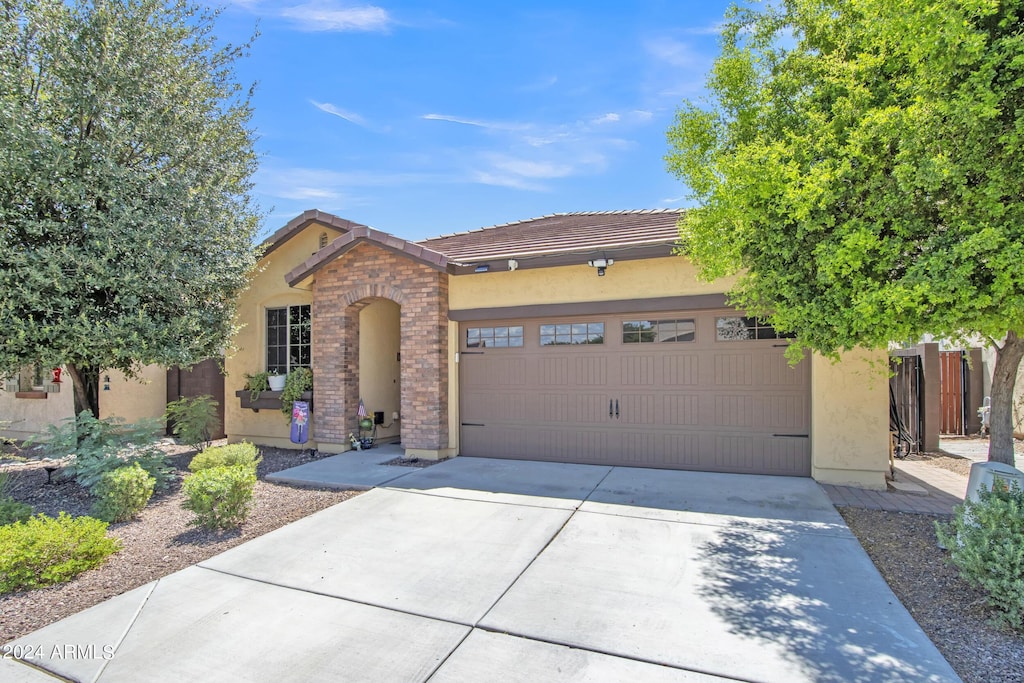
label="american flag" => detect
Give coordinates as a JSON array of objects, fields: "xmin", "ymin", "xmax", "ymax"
[{"xmin": 357, "ymin": 399, "xmax": 367, "ymax": 418}]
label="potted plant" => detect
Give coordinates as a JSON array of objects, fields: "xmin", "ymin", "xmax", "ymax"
[
  {"xmin": 244, "ymin": 371, "xmax": 270, "ymax": 401},
  {"xmin": 279, "ymin": 367, "xmax": 313, "ymax": 419},
  {"xmin": 268, "ymin": 373, "xmax": 287, "ymax": 391}
]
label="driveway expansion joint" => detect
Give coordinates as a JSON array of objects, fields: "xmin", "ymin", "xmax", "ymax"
[{"xmin": 193, "ymin": 564, "xmax": 481, "ymax": 629}]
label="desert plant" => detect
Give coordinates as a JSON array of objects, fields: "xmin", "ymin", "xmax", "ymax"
[
  {"xmin": 0, "ymin": 513, "xmax": 120, "ymax": 593},
  {"xmin": 936, "ymin": 479, "xmax": 1024, "ymax": 632},
  {"xmin": 182, "ymin": 464, "xmax": 256, "ymax": 530},
  {"xmin": 165, "ymin": 394, "xmax": 220, "ymax": 451},
  {"xmin": 188, "ymin": 442, "xmax": 261, "ymax": 473},
  {"xmin": 244, "ymin": 371, "xmax": 270, "ymax": 401},
  {"xmin": 90, "ymin": 463, "xmax": 156, "ymax": 523},
  {"xmin": 279, "ymin": 367, "xmax": 313, "ymax": 419},
  {"xmin": 30, "ymin": 412, "xmax": 174, "ymax": 492}
]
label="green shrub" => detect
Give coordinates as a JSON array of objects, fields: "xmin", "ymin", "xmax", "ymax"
[
  {"xmin": 0, "ymin": 513, "xmax": 120, "ymax": 593},
  {"xmin": 182, "ymin": 464, "xmax": 256, "ymax": 530},
  {"xmin": 188, "ymin": 442, "xmax": 260, "ymax": 473},
  {"xmin": 30, "ymin": 411, "xmax": 174, "ymax": 492},
  {"xmin": 936, "ymin": 479, "xmax": 1024, "ymax": 631},
  {"xmin": 0, "ymin": 471, "xmax": 33, "ymax": 525},
  {"xmin": 165, "ymin": 394, "xmax": 221, "ymax": 451},
  {"xmin": 0, "ymin": 499, "xmax": 33, "ymax": 526},
  {"xmin": 90, "ymin": 463, "xmax": 155, "ymax": 523}
]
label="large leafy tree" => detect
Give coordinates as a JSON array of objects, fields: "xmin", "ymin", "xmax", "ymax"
[
  {"xmin": 0, "ymin": 0, "xmax": 261, "ymax": 417},
  {"xmin": 667, "ymin": 0, "xmax": 1024, "ymax": 465}
]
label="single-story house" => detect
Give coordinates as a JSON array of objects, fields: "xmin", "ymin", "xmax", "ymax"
[{"xmin": 225, "ymin": 209, "xmax": 890, "ymax": 490}]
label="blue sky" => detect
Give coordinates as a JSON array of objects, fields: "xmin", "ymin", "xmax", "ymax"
[{"xmin": 219, "ymin": 1, "xmax": 732, "ymax": 242}]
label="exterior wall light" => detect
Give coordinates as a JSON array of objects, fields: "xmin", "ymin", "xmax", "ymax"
[{"xmin": 587, "ymin": 258, "xmax": 614, "ymax": 276}]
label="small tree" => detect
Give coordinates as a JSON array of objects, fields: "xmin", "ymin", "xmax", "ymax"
[
  {"xmin": 666, "ymin": 0, "xmax": 1024, "ymax": 464},
  {"xmin": 0, "ymin": 0, "xmax": 262, "ymax": 417}
]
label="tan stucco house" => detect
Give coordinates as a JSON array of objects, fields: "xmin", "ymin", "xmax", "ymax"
[{"xmin": 224, "ymin": 209, "xmax": 890, "ymax": 490}]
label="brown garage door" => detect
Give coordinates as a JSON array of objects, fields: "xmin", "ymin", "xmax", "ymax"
[{"xmin": 458, "ymin": 309, "xmax": 810, "ymax": 476}]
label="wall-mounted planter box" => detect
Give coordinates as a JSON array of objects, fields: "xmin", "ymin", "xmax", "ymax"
[
  {"xmin": 15, "ymin": 391, "xmax": 47, "ymax": 399},
  {"xmin": 235, "ymin": 390, "xmax": 312, "ymax": 412}
]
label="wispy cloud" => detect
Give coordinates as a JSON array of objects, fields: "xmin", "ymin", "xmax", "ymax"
[
  {"xmin": 233, "ymin": 1, "xmax": 394, "ymax": 32},
  {"xmin": 281, "ymin": 2, "xmax": 392, "ymax": 32},
  {"xmin": 310, "ymin": 100, "xmax": 368, "ymax": 126},
  {"xmin": 591, "ymin": 113, "xmax": 620, "ymax": 125},
  {"xmin": 487, "ymin": 155, "xmax": 574, "ymax": 180},
  {"xmin": 646, "ymin": 36, "xmax": 705, "ymax": 69},
  {"xmin": 518, "ymin": 75, "xmax": 559, "ymax": 92},
  {"xmin": 421, "ymin": 114, "xmax": 530, "ymax": 132},
  {"xmin": 421, "ymin": 108, "xmax": 655, "ymax": 192}
]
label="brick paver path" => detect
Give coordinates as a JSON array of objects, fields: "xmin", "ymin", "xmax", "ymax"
[{"xmin": 822, "ymin": 457, "xmax": 967, "ymax": 515}]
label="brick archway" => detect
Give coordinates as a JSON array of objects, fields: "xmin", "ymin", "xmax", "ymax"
[{"xmin": 309, "ymin": 243, "xmax": 449, "ymax": 453}]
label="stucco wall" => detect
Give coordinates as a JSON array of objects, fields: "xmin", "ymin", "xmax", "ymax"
[
  {"xmin": 98, "ymin": 365, "xmax": 168, "ymax": 424},
  {"xmin": 0, "ymin": 375, "xmax": 74, "ymax": 440},
  {"xmin": 810, "ymin": 349, "xmax": 890, "ymax": 489},
  {"xmin": 449, "ymin": 256, "xmax": 736, "ymax": 310},
  {"xmin": 224, "ymin": 222, "xmax": 341, "ymax": 447}
]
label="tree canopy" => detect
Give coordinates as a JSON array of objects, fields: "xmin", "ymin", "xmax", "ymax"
[
  {"xmin": 0, "ymin": 0, "xmax": 262, "ymax": 415},
  {"xmin": 666, "ymin": 0, "xmax": 1024, "ymax": 464}
]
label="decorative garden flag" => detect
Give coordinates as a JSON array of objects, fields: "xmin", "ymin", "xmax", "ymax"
[{"xmin": 290, "ymin": 400, "xmax": 310, "ymax": 444}]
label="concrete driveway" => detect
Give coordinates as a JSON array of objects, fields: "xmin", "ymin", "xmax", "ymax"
[{"xmin": 3, "ymin": 457, "xmax": 960, "ymax": 682}]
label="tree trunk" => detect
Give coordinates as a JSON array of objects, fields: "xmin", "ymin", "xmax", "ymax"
[
  {"xmin": 988, "ymin": 331, "xmax": 1024, "ymax": 466},
  {"xmin": 64, "ymin": 363, "xmax": 100, "ymax": 417}
]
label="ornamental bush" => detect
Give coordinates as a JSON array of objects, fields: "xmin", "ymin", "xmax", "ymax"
[
  {"xmin": 0, "ymin": 513, "xmax": 120, "ymax": 593},
  {"xmin": 188, "ymin": 442, "xmax": 260, "ymax": 473},
  {"xmin": 90, "ymin": 463, "xmax": 155, "ymax": 523},
  {"xmin": 936, "ymin": 480, "xmax": 1024, "ymax": 632},
  {"xmin": 182, "ymin": 464, "xmax": 256, "ymax": 530}
]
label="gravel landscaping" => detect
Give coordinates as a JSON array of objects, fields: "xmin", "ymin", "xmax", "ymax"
[
  {"xmin": 841, "ymin": 507, "xmax": 1024, "ymax": 683},
  {"xmin": 0, "ymin": 441, "xmax": 359, "ymax": 643}
]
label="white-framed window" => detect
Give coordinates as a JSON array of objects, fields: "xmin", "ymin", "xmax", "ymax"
[{"xmin": 267, "ymin": 305, "xmax": 311, "ymax": 374}]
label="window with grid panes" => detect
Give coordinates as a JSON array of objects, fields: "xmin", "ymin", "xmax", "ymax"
[{"xmin": 267, "ymin": 305, "xmax": 311, "ymax": 374}]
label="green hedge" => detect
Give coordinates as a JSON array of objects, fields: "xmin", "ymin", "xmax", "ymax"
[
  {"xmin": 188, "ymin": 442, "xmax": 260, "ymax": 473},
  {"xmin": 182, "ymin": 464, "xmax": 256, "ymax": 530},
  {"xmin": 0, "ymin": 513, "xmax": 120, "ymax": 593},
  {"xmin": 91, "ymin": 463, "xmax": 155, "ymax": 523}
]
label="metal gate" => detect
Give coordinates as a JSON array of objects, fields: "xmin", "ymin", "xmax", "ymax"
[
  {"xmin": 889, "ymin": 352, "xmax": 921, "ymax": 453},
  {"xmin": 938, "ymin": 350, "xmax": 965, "ymax": 435}
]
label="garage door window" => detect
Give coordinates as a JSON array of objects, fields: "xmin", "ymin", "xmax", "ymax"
[
  {"xmin": 716, "ymin": 316, "xmax": 794, "ymax": 341},
  {"xmin": 622, "ymin": 319, "xmax": 695, "ymax": 344},
  {"xmin": 466, "ymin": 326, "xmax": 524, "ymax": 348},
  {"xmin": 540, "ymin": 322, "xmax": 604, "ymax": 346}
]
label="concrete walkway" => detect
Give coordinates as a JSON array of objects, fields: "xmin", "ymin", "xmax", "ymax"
[
  {"xmin": 822, "ymin": 436, "xmax": 1003, "ymax": 515},
  {"xmin": 4, "ymin": 456, "xmax": 959, "ymax": 682}
]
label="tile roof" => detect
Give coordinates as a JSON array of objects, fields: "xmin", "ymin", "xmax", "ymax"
[
  {"xmin": 261, "ymin": 209, "xmax": 365, "ymax": 256},
  {"xmin": 416, "ymin": 209, "xmax": 683, "ymax": 262}
]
